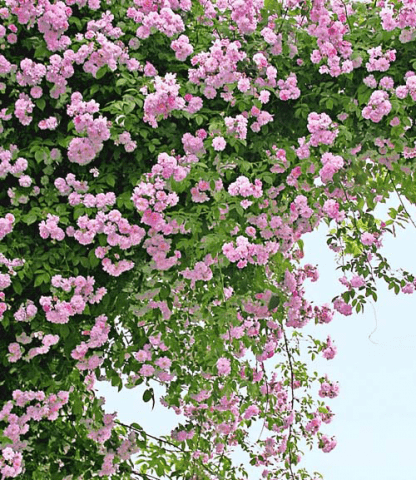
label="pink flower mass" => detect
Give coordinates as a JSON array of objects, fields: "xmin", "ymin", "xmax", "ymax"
[
  {"xmin": 217, "ymin": 357, "xmax": 231, "ymax": 376},
  {"xmin": 212, "ymin": 136, "xmax": 227, "ymax": 151},
  {"xmin": 0, "ymin": 1, "xmax": 415, "ymax": 480}
]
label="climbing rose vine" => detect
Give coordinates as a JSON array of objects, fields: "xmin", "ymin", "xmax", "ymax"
[{"xmin": 1, "ymin": 0, "xmax": 416, "ymax": 478}]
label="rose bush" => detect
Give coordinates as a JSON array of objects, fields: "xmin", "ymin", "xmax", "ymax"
[{"xmin": 1, "ymin": 0, "xmax": 416, "ymax": 479}]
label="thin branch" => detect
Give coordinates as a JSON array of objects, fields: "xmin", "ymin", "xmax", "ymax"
[
  {"xmin": 282, "ymin": 328, "xmax": 296, "ymax": 480},
  {"xmin": 368, "ymin": 300, "xmax": 379, "ymax": 345},
  {"xmin": 257, "ymin": 363, "xmax": 269, "ymax": 441},
  {"xmin": 216, "ymin": 433, "xmax": 229, "ymax": 475},
  {"xmin": 117, "ymin": 420, "xmax": 218, "ymax": 478},
  {"xmin": 131, "ymin": 470, "xmax": 161, "ymax": 480},
  {"xmin": 340, "ymin": 184, "xmax": 376, "ymax": 283},
  {"xmin": 388, "ymin": 171, "xmax": 416, "ymax": 229},
  {"xmin": 115, "ymin": 420, "xmax": 185, "ymax": 452},
  {"xmin": 338, "ymin": 0, "xmax": 353, "ymax": 31},
  {"xmin": 276, "ymin": 6, "xmax": 290, "ymax": 36},
  {"xmin": 283, "ymin": 330, "xmax": 295, "ymax": 413}
]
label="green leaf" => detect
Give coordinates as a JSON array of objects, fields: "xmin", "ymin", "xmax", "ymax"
[
  {"xmin": 95, "ymin": 66, "xmax": 108, "ymax": 79},
  {"xmin": 123, "ymin": 102, "xmax": 136, "ymax": 114},
  {"xmin": 159, "ymin": 286, "xmax": 170, "ymax": 300},
  {"xmin": 69, "ymin": 16, "xmax": 82, "ymax": 30},
  {"xmin": 34, "ymin": 45, "xmax": 49, "ymax": 59},
  {"xmin": 36, "ymin": 98, "xmax": 46, "ymax": 111},
  {"xmin": 80, "ymin": 257, "xmax": 89, "ymax": 268},
  {"xmin": 131, "ymin": 423, "xmax": 144, "ymax": 433},
  {"xmin": 88, "ymin": 249, "xmax": 100, "ymax": 268},
  {"xmin": 106, "ymin": 175, "xmax": 116, "ymax": 187},
  {"xmin": 35, "ymin": 150, "xmax": 46, "ymax": 163},
  {"xmin": 143, "ymin": 389, "xmax": 152, "ymax": 402},
  {"xmin": 143, "ymin": 388, "xmax": 155, "ymax": 409},
  {"xmin": 34, "ymin": 275, "xmax": 44, "ymax": 287},
  {"xmin": 22, "ymin": 212, "xmax": 38, "ymax": 225},
  {"xmin": 13, "ymin": 280, "xmax": 23, "ymax": 295},
  {"xmin": 60, "ymin": 324, "xmax": 70, "ymax": 339},
  {"xmin": 0, "ymin": 436, "xmax": 12, "ymax": 446},
  {"xmin": 89, "ymin": 84, "xmax": 100, "ymax": 96},
  {"xmin": 58, "ymin": 136, "xmax": 71, "ymax": 148},
  {"xmin": 268, "ymin": 295, "xmax": 280, "ymax": 310},
  {"xmin": 326, "ymin": 98, "xmax": 334, "ymax": 110},
  {"xmin": 73, "ymin": 397, "xmax": 83, "ymax": 416}
]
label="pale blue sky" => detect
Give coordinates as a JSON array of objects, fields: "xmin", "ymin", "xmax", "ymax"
[
  {"xmin": 97, "ymin": 198, "xmax": 416, "ymax": 480},
  {"xmin": 298, "ymin": 204, "xmax": 416, "ymax": 480}
]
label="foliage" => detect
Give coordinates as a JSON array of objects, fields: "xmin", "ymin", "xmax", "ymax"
[{"xmin": 1, "ymin": 0, "xmax": 416, "ymax": 479}]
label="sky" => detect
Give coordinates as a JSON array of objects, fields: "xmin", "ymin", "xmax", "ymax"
[
  {"xmin": 297, "ymin": 200, "xmax": 416, "ymax": 480},
  {"xmin": 97, "ymin": 198, "xmax": 416, "ymax": 480}
]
